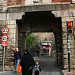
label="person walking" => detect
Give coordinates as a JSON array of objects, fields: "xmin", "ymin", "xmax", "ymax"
[
  {"xmin": 20, "ymin": 49, "xmax": 35, "ymax": 75},
  {"xmin": 34, "ymin": 61, "xmax": 41, "ymax": 75},
  {"xmin": 14, "ymin": 47, "xmax": 22, "ymax": 72}
]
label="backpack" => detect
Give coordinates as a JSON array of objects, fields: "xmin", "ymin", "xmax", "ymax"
[{"xmin": 34, "ymin": 64, "xmax": 40, "ymax": 71}]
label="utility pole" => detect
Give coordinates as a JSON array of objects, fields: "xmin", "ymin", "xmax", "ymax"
[
  {"xmin": 67, "ymin": 35, "xmax": 71, "ymax": 72},
  {"xmin": 67, "ymin": 21, "xmax": 73, "ymax": 72}
]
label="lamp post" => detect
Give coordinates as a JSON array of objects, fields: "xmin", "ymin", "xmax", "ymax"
[
  {"xmin": 22, "ymin": 32, "xmax": 27, "ymax": 50},
  {"xmin": 67, "ymin": 35, "xmax": 71, "ymax": 72},
  {"xmin": 22, "ymin": 31, "xmax": 30, "ymax": 50},
  {"xmin": 66, "ymin": 21, "xmax": 73, "ymax": 72}
]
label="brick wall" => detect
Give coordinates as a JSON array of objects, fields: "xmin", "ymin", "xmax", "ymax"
[
  {"xmin": 6, "ymin": 0, "xmax": 72, "ymax": 6},
  {"xmin": 52, "ymin": 0, "xmax": 72, "ymax": 2},
  {"xmin": 7, "ymin": 0, "xmax": 25, "ymax": 6}
]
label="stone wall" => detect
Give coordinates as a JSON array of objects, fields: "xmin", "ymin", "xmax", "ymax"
[
  {"xmin": 0, "ymin": 1, "xmax": 75, "ymax": 71},
  {"xmin": 52, "ymin": 0, "xmax": 72, "ymax": 2},
  {"xmin": 52, "ymin": 4, "xmax": 75, "ymax": 71},
  {"xmin": 7, "ymin": 0, "xmax": 25, "ymax": 6},
  {"xmin": 0, "ymin": 12, "xmax": 23, "ymax": 71}
]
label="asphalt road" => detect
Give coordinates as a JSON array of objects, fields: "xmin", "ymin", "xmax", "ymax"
[
  {"xmin": 34, "ymin": 56, "xmax": 64, "ymax": 75},
  {"xmin": 0, "ymin": 56, "xmax": 64, "ymax": 75},
  {"xmin": 0, "ymin": 71, "xmax": 64, "ymax": 75}
]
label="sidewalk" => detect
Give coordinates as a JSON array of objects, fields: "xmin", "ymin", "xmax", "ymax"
[
  {"xmin": 66, "ymin": 72, "xmax": 75, "ymax": 75},
  {"xmin": 62, "ymin": 70, "xmax": 75, "ymax": 75},
  {"xmin": 0, "ymin": 71, "xmax": 16, "ymax": 75}
]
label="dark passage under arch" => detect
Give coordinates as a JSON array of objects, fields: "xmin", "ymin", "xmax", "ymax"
[{"xmin": 16, "ymin": 11, "xmax": 63, "ymax": 69}]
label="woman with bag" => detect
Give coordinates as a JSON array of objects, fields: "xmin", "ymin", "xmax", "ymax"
[{"xmin": 20, "ymin": 49, "xmax": 35, "ymax": 75}]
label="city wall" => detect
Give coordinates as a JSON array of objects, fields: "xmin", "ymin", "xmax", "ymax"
[{"xmin": 0, "ymin": 0, "xmax": 75, "ymax": 71}]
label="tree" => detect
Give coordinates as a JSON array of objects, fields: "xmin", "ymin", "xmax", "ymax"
[
  {"xmin": 26, "ymin": 34, "xmax": 37, "ymax": 56},
  {"xmin": 26, "ymin": 34, "xmax": 37, "ymax": 55}
]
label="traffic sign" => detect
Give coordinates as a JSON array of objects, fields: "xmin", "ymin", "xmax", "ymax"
[
  {"xmin": 2, "ymin": 41, "xmax": 8, "ymax": 46},
  {"xmin": 2, "ymin": 26, "xmax": 9, "ymax": 34},
  {"xmin": 2, "ymin": 35, "xmax": 8, "ymax": 42},
  {"xmin": 1, "ymin": 35, "xmax": 8, "ymax": 46}
]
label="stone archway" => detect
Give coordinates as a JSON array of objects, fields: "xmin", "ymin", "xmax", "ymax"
[{"xmin": 16, "ymin": 11, "xmax": 63, "ymax": 69}]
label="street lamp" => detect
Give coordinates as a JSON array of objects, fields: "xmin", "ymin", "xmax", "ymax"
[
  {"xmin": 22, "ymin": 31, "xmax": 30, "ymax": 50},
  {"xmin": 21, "ymin": 32, "xmax": 27, "ymax": 50}
]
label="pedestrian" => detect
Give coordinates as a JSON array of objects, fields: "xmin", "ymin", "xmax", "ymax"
[
  {"xmin": 34, "ymin": 61, "xmax": 41, "ymax": 75},
  {"xmin": 20, "ymin": 49, "xmax": 35, "ymax": 75},
  {"xmin": 14, "ymin": 47, "xmax": 22, "ymax": 72}
]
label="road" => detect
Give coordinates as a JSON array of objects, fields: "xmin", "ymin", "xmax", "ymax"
[
  {"xmin": 0, "ymin": 56, "xmax": 64, "ymax": 75},
  {"xmin": 34, "ymin": 56, "xmax": 64, "ymax": 75}
]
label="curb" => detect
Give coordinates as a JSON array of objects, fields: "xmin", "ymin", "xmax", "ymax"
[
  {"xmin": 62, "ymin": 70, "xmax": 67, "ymax": 75},
  {"xmin": 0, "ymin": 71, "xmax": 15, "ymax": 74},
  {"xmin": 62, "ymin": 70, "xmax": 75, "ymax": 75}
]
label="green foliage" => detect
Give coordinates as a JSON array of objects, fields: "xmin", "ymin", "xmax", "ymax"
[{"xmin": 26, "ymin": 34, "xmax": 37, "ymax": 49}]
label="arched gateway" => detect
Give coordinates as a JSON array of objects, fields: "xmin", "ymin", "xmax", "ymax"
[{"xmin": 16, "ymin": 11, "xmax": 63, "ymax": 69}]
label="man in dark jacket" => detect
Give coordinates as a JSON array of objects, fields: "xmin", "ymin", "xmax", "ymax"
[
  {"xmin": 20, "ymin": 50, "xmax": 35, "ymax": 75},
  {"xmin": 14, "ymin": 47, "xmax": 22, "ymax": 71}
]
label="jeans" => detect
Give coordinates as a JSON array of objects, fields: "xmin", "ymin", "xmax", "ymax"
[{"xmin": 15, "ymin": 59, "xmax": 20, "ymax": 70}]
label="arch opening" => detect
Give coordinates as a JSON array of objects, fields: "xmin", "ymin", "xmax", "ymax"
[{"xmin": 16, "ymin": 11, "xmax": 63, "ymax": 69}]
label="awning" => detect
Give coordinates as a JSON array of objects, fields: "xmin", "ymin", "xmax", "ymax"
[{"xmin": 7, "ymin": 2, "xmax": 70, "ymax": 13}]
